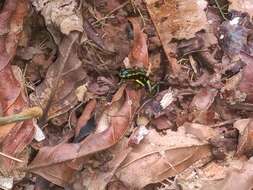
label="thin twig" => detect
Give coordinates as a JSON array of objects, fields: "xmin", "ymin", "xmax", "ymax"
[
  {"xmin": 214, "ymin": 0, "xmax": 228, "ymax": 20},
  {"xmin": 210, "ymin": 118, "xmax": 239, "ymax": 128},
  {"xmin": 93, "ymin": 1, "xmax": 129, "ymax": 25},
  {"xmin": 0, "ymin": 152, "xmax": 24, "ymax": 163}
]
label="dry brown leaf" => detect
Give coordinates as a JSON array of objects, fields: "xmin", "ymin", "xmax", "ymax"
[
  {"xmin": 28, "ymin": 87, "xmax": 141, "ymax": 186},
  {"xmin": 128, "ymin": 18, "xmax": 149, "ymax": 69},
  {"xmin": 0, "ymin": 0, "xmax": 35, "ymax": 179},
  {"xmin": 32, "ymin": 0, "xmax": 83, "ymax": 35},
  {"xmin": 115, "ymin": 129, "xmax": 211, "ymax": 188},
  {"xmin": 30, "ymin": 32, "xmax": 87, "ymax": 122},
  {"xmin": 229, "ymin": 0, "xmax": 253, "ymax": 18}
]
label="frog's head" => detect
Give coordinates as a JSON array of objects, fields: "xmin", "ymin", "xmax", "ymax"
[{"xmin": 119, "ymin": 68, "xmax": 130, "ymax": 79}]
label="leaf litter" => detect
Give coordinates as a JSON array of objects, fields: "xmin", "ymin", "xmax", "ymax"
[{"xmin": 1, "ymin": 0, "xmax": 253, "ymax": 189}]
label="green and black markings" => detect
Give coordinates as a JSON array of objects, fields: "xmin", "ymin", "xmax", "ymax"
[{"xmin": 119, "ymin": 68, "xmax": 158, "ymax": 94}]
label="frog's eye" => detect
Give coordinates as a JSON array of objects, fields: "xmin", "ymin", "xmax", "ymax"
[{"xmin": 119, "ymin": 69, "xmax": 129, "ymax": 77}]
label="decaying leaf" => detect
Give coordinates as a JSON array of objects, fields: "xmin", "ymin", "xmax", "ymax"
[
  {"xmin": 228, "ymin": 0, "xmax": 253, "ymax": 18},
  {"xmin": 115, "ymin": 129, "xmax": 212, "ymax": 188},
  {"xmin": 30, "ymin": 32, "xmax": 87, "ymax": 122},
  {"xmin": 28, "ymin": 87, "xmax": 141, "ymax": 186},
  {"xmin": 71, "ymin": 138, "xmax": 132, "ymax": 190},
  {"xmin": 218, "ymin": 15, "xmax": 252, "ymax": 61},
  {"xmin": 0, "ymin": 0, "xmax": 35, "ymax": 179},
  {"xmin": 32, "ymin": 0, "xmax": 83, "ymax": 35}
]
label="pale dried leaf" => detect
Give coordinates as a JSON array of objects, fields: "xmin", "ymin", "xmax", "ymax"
[
  {"xmin": 32, "ymin": 0, "xmax": 83, "ymax": 35},
  {"xmin": 183, "ymin": 123, "xmax": 218, "ymax": 141},
  {"xmin": 115, "ymin": 129, "xmax": 211, "ymax": 188},
  {"xmin": 199, "ymin": 158, "xmax": 253, "ymax": 190},
  {"xmin": 145, "ymin": 0, "xmax": 208, "ymax": 64}
]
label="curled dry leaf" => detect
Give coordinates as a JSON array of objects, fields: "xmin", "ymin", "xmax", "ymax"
[
  {"xmin": 115, "ymin": 129, "xmax": 211, "ymax": 188},
  {"xmin": 0, "ymin": 0, "xmax": 35, "ymax": 179},
  {"xmin": 32, "ymin": 0, "xmax": 83, "ymax": 35},
  {"xmin": 75, "ymin": 99, "xmax": 97, "ymax": 137},
  {"xmin": 228, "ymin": 0, "xmax": 253, "ymax": 18},
  {"xmin": 235, "ymin": 119, "xmax": 253, "ymax": 156},
  {"xmin": 28, "ymin": 87, "xmax": 141, "ymax": 187},
  {"xmin": 30, "ymin": 32, "xmax": 87, "ymax": 122},
  {"xmin": 128, "ymin": 18, "xmax": 149, "ymax": 69}
]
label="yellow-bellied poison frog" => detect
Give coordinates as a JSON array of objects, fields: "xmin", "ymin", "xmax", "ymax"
[{"xmin": 119, "ymin": 68, "xmax": 158, "ymax": 94}]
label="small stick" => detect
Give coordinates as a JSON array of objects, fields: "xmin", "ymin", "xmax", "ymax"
[
  {"xmin": 0, "ymin": 107, "xmax": 43, "ymax": 126},
  {"xmin": 210, "ymin": 118, "xmax": 239, "ymax": 128},
  {"xmin": 0, "ymin": 151, "xmax": 24, "ymax": 163},
  {"xmin": 214, "ymin": 0, "xmax": 228, "ymax": 20}
]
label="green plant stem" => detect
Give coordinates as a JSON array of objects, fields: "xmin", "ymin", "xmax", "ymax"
[{"xmin": 0, "ymin": 107, "xmax": 43, "ymax": 126}]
